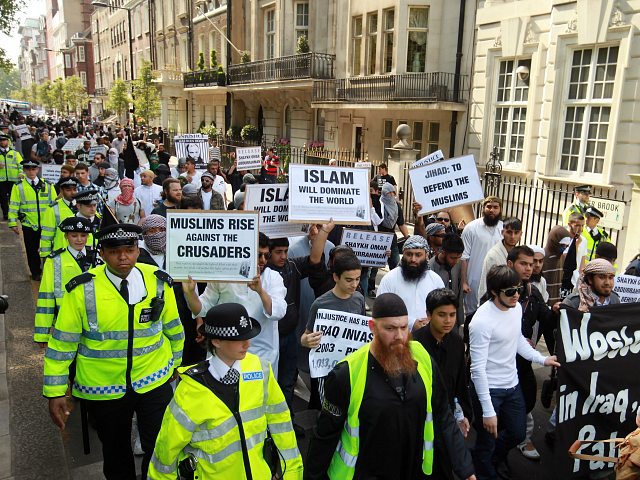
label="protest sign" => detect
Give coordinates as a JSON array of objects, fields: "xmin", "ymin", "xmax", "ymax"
[
  {"xmin": 244, "ymin": 184, "xmax": 309, "ymax": 239},
  {"xmin": 309, "ymin": 309, "xmax": 372, "ymax": 378},
  {"xmin": 354, "ymin": 161, "xmax": 371, "ymax": 169},
  {"xmin": 409, "ymin": 154, "xmax": 484, "ymax": 216},
  {"xmin": 341, "ymin": 229, "xmax": 393, "ymax": 268},
  {"xmin": 555, "ymin": 304, "xmax": 640, "ymax": 479},
  {"xmin": 590, "ymin": 198, "xmax": 626, "ymax": 230},
  {"xmin": 166, "ymin": 210, "xmax": 259, "ymax": 282},
  {"xmin": 16, "ymin": 124, "xmax": 31, "ymax": 140},
  {"xmin": 61, "ymin": 138, "xmax": 84, "ymax": 152},
  {"xmin": 236, "ymin": 146, "xmax": 262, "ymax": 170},
  {"xmin": 41, "ymin": 164, "xmax": 62, "ymax": 184},
  {"xmin": 613, "ymin": 274, "xmax": 640, "ymax": 303},
  {"xmin": 288, "ymin": 164, "xmax": 371, "ymax": 225},
  {"xmin": 174, "ymin": 134, "xmax": 209, "ymax": 170},
  {"xmin": 89, "ymin": 145, "xmax": 107, "ymax": 159},
  {"xmin": 411, "ymin": 149, "xmax": 445, "ymax": 168}
]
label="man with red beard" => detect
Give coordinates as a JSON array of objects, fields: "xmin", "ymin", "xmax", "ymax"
[{"xmin": 304, "ymin": 293, "xmax": 476, "ymax": 480}]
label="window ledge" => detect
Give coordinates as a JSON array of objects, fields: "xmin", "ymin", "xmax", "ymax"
[{"xmin": 537, "ymin": 173, "xmax": 612, "ymax": 189}]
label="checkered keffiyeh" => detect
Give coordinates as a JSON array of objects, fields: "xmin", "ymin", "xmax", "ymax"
[
  {"xmin": 141, "ymin": 214, "xmax": 166, "ymax": 233},
  {"xmin": 403, "ymin": 235, "xmax": 430, "ymax": 252},
  {"xmin": 577, "ymin": 259, "xmax": 616, "ymax": 312},
  {"xmin": 424, "ymin": 223, "xmax": 445, "ymax": 237}
]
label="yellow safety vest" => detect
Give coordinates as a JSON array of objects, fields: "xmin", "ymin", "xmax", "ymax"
[
  {"xmin": 148, "ymin": 354, "xmax": 303, "ymax": 480},
  {"xmin": 43, "ymin": 263, "xmax": 184, "ymax": 400},
  {"xmin": 562, "ymin": 202, "xmax": 588, "ymax": 226},
  {"xmin": 40, "ymin": 200, "xmax": 76, "ymax": 257},
  {"xmin": 0, "ymin": 148, "xmax": 22, "ymax": 182},
  {"xmin": 35, "ymin": 248, "xmax": 83, "ymax": 343},
  {"xmin": 327, "ymin": 342, "xmax": 435, "ymax": 479},
  {"xmin": 583, "ymin": 226, "xmax": 617, "ymax": 269},
  {"xmin": 8, "ymin": 178, "xmax": 55, "ymax": 230}
]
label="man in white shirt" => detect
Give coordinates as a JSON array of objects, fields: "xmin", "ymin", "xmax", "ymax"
[
  {"xmin": 469, "ymin": 264, "xmax": 559, "ymax": 480},
  {"xmin": 461, "ymin": 196, "xmax": 504, "ymax": 322},
  {"xmin": 377, "ymin": 235, "xmax": 445, "ymax": 331},
  {"xmin": 184, "ymin": 157, "xmax": 201, "ymax": 188},
  {"xmin": 183, "ymin": 232, "xmax": 287, "ymax": 379},
  {"xmin": 134, "ymin": 169, "xmax": 163, "ymax": 216},
  {"xmin": 112, "ymin": 131, "xmax": 125, "ymax": 154}
]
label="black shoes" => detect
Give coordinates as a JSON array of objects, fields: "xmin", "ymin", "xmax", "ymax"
[
  {"xmin": 545, "ymin": 431, "xmax": 556, "ymax": 449},
  {"xmin": 493, "ymin": 459, "xmax": 513, "ymax": 480}
]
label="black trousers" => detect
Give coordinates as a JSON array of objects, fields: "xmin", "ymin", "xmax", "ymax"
[
  {"xmin": 0, "ymin": 181, "xmax": 13, "ymax": 218},
  {"xmin": 22, "ymin": 226, "xmax": 42, "ymax": 276},
  {"xmin": 85, "ymin": 382, "xmax": 173, "ymax": 480}
]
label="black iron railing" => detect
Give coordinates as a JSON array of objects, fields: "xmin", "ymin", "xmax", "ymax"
[
  {"xmin": 184, "ymin": 69, "xmax": 226, "ymax": 88},
  {"xmin": 94, "ymin": 87, "xmax": 107, "ymax": 97},
  {"xmin": 227, "ymin": 53, "xmax": 335, "ymax": 85},
  {"xmin": 313, "ymin": 72, "xmax": 468, "ymax": 103}
]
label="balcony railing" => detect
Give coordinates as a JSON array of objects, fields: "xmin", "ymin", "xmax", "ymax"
[
  {"xmin": 227, "ymin": 53, "xmax": 335, "ymax": 85},
  {"xmin": 184, "ymin": 69, "xmax": 226, "ymax": 88},
  {"xmin": 313, "ymin": 72, "xmax": 468, "ymax": 103},
  {"xmin": 154, "ymin": 69, "xmax": 184, "ymax": 85},
  {"xmin": 94, "ymin": 87, "xmax": 107, "ymax": 96}
]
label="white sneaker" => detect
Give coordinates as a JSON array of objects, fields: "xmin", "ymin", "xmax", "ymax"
[
  {"xmin": 133, "ymin": 435, "xmax": 144, "ymax": 455},
  {"xmin": 518, "ymin": 442, "xmax": 540, "ymax": 460}
]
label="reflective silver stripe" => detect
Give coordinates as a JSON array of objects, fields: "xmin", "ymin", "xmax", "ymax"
[
  {"xmin": 54, "ymin": 203, "xmax": 60, "ymax": 224},
  {"xmin": 78, "ymin": 336, "xmax": 164, "ymax": 358},
  {"xmin": 168, "ymin": 398, "xmax": 199, "ymax": 432},
  {"xmin": 35, "ymin": 326, "xmax": 50, "ymax": 334},
  {"xmin": 163, "ymin": 317, "xmax": 181, "ymax": 330},
  {"xmin": 245, "ymin": 429, "xmax": 267, "ymax": 450},
  {"xmin": 267, "ymin": 420, "xmax": 294, "ymax": 435},
  {"xmin": 265, "ymin": 401, "xmax": 289, "ymax": 415},
  {"xmin": 44, "ymin": 374, "xmax": 68, "ymax": 385},
  {"xmin": 185, "ymin": 430, "xmax": 267, "ymax": 464},
  {"xmin": 36, "ymin": 306, "xmax": 55, "ymax": 315},
  {"xmin": 279, "ymin": 446, "xmax": 301, "ymax": 461},
  {"xmin": 82, "ymin": 321, "xmax": 162, "ymax": 341},
  {"xmin": 165, "ymin": 330, "xmax": 185, "ymax": 341},
  {"xmin": 17, "ymin": 183, "xmax": 25, "ymax": 205},
  {"xmin": 150, "ymin": 452, "xmax": 177, "ymax": 475},
  {"xmin": 190, "ymin": 405, "xmax": 266, "ymax": 443},
  {"xmin": 40, "ymin": 225, "xmax": 56, "ymax": 232},
  {"xmin": 45, "ymin": 348, "xmax": 76, "ymax": 361},
  {"xmin": 172, "ymin": 350, "xmax": 182, "ymax": 361},
  {"xmin": 51, "ymin": 329, "xmax": 82, "ymax": 342},
  {"xmin": 259, "ymin": 357, "xmax": 270, "ymax": 409},
  {"xmin": 53, "ymin": 254, "xmax": 63, "ymax": 298},
  {"xmin": 424, "ymin": 440, "xmax": 434, "ymax": 451},
  {"xmin": 84, "ymin": 279, "xmax": 98, "ymax": 332},
  {"xmin": 38, "ymin": 292, "xmax": 55, "ymax": 299},
  {"xmin": 345, "ymin": 422, "xmax": 359, "ymax": 437},
  {"xmin": 426, "ymin": 411, "xmax": 433, "ymax": 423},
  {"xmin": 336, "ymin": 440, "xmax": 358, "ymax": 468}
]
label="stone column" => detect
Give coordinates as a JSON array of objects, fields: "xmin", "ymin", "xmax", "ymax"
[{"xmin": 621, "ymin": 174, "xmax": 640, "ymax": 270}]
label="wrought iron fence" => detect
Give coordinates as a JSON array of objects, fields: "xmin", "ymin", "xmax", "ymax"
[
  {"xmin": 184, "ymin": 69, "xmax": 225, "ymax": 88},
  {"xmin": 228, "ymin": 53, "xmax": 335, "ymax": 85}
]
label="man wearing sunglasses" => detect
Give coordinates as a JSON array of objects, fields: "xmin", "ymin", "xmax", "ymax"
[
  {"xmin": 469, "ymin": 265, "xmax": 559, "ymax": 480},
  {"xmin": 424, "ymin": 222, "xmax": 446, "ymax": 258},
  {"xmin": 435, "ymin": 210, "xmax": 465, "ymax": 234}
]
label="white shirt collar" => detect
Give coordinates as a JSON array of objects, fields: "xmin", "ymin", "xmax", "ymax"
[
  {"xmin": 595, "ymin": 296, "xmax": 611, "ymax": 306},
  {"xmin": 28, "ymin": 177, "xmax": 39, "ymax": 185},
  {"xmin": 77, "ymin": 212, "xmax": 95, "ymax": 222},
  {"xmin": 67, "ymin": 245, "xmax": 87, "ymax": 258},
  {"xmin": 208, "ymin": 354, "xmax": 243, "ymax": 382},
  {"xmin": 104, "ymin": 266, "xmax": 146, "ymax": 304}
]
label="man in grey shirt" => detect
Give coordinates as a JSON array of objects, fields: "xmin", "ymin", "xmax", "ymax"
[{"xmin": 429, "ymin": 233, "xmax": 465, "ymax": 329}]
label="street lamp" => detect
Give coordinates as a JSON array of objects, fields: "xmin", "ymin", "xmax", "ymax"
[{"xmin": 91, "ymin": 0, "xmax": 136, "ymax": 126}]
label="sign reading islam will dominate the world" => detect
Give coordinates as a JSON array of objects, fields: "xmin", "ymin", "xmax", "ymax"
[
  {"xmin": 236, "ymin": 146, "xmax": 262, "ymax": 170},
  {"xmin": 341, "ymin": 229, "xmax": 394, "ymax": 268},
  {"xmin": 309, "ymin": 309, "xmax": 372, "ymax": 378},
  {"xmin": 288, "ymin": 164, "xmax": 371, "ymax": 225},
  {"xmin": 166, "ymin": 210, "xmax": 259, "ymax": 282},
  {"xmin": 244, "ymin": 184, "xmax": 309, "ymax": 239},
  {"xmin": 409, "ymin": 154, "xmax": 484, "ymax": 216}
]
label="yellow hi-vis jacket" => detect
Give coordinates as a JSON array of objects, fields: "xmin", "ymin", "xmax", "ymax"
[
  {"xmin": 43, "ymin": 263, "xmax": 184, "ymax": 400},
  {"xmin": 40, "ymin": 200, "xmax": 76, "ymax": 257},
  {"xmin": 0, "ymin": 147, "xmax": 22, "ymax": 182},
  {"xmin": 148, "ymin": 354, "xmax": 303, "ymax": 480},
  {"xmin": 327, "ymin": 342, "xmax": 435, "ymax": 480},
  {"xmin": 8, "ymin": 178, "xmax": 55, "ymax": 230},
  {"xmin": 35, "ymin": 248, "xmax": 82, "ymax": 343}
]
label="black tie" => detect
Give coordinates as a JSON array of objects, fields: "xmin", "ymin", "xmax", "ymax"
[
  {"xmin": 120, "ymin": 279, "xmax": 129, "ymax": 304},
  {"xmin": 31, "ymin": 180, "xmax": 36, "ymax": 188}
]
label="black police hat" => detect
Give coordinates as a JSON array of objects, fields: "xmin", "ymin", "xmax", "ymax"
[
  {"xmin": 0, "ymin": 134, "xmax": 9, "ymax": 141},
  {"xmin": 574, "ymin": 185, "xmax": 591, "ymax": 194},
  {"xmin": 59, "ymin": 216, "xmax": 92, "ymax": 233},
  {"xmin": 198, "ymin": 303, "xmax": 261, "ymax": 341},
  {"xmin": 72, "ymin": 189, "xmax": 99, "ymax": 205},
  {"xmin": 95, "ymin": 223, "xmax": 142, "ymax": 248},
  {"xmin": 20, "ymin": 159, "xmax": 40, "ymax": 169},
  {"xmin": 585, "ymin": 206, "xmax": 604, "ymax": 219},
  {"xmin": 58, "ymin": 177, "xmax": 79, "ymax": 189}
]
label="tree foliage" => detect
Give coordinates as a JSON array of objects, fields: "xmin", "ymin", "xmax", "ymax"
[
  {"xmin": 106, "ymin": 78, "xmax": 131, "ymax": 117},
  {"xmin": 50, "ymin": 79, "xmax": 66, "ymax": 112},
  {"xmin": 0, "ymin": 68, "xmax": 19, "ymax": 98},
  {"xmin": 131, "ymin": 60, "xmax": 161, "ymax": 126},
  {"xmin": 8, "ymin": 89, "xmax": 21, "ymax": 100},
  {"xmin": 0, "ymin": 0, "xmax": 27, "ymax": 72},
  {"xmin": 296, "ymin": 34, "xmax": 310, "ymax": 54},
  {"xmin": 37, "ymin": 80, "xmax": 54, "ymax": 110},
  {"xmin": 28, "ymin": 82, "xmax": 38, "ymax": 105},
  {"xmin": 197, "ymin": 52, "xmax": 205, "ymax": 70},
  {"xmin": 64, "ymin": 76, "xmax": 89, "ymax": 114},
  {"xmin": 210, "ymin": 49, "xmax": 217, "ymax": 69}
]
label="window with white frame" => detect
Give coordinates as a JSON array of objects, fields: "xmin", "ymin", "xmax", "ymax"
[
  {"xmin": 382, "ymin": 119, "xmax": 393, "ymax": 161},
  {"xmin": 316, "ymin": 109, "xmax": 325, "ymax": 141},
  {"xmin": 413, "ymin": 121, "xmax": 423, "ymax": 153},
  {"xmin": 93, "ymin": 44, "xmax": 99, "ymax": 63},
  {"xmin": 353, "ymin": 17, "xmax": 362, "ymax": 75},
  {"xmin": 383, "ymin": 9, "xmax": 394, "ymax": 73},
  {"xmin": 428, "ymin": 122, "xmax": 439, "ymax": 153},
  {"xmin": 158, "ymin": 45, "xmax": 164, "ymax": 69},
  {"xmin": 143, "ymin": 3, "xmax": 149, "ymax": 33},
  {"xmin": 65, "ymin": 54, "xmax": 71, "ymax": 68},
  {"xmin": 367, "ymin": 13, "xmax": 377, "ymax": 75},
  {"xmin": 209, "ymin": 31, "xmax": 216, "ymax": 65},
  {"xmin": 265, "ymin": 9, "xmax": 275, "ymax": 59},
  {"xmin": 145, "ymin": 47, "xmax": 150, "ymax": 62},
  {"xmin": 96, "ymin": 72, "xmax": 101, "ymax": 88},
  {"xmin": 156, "ymin": 0, "xmax": 164, "ymax": 29},
  {"xmin": 78, "ymin": 45, "xmax": 85, "ymax": 62},
  {"xmin": 295, "ymin": 3, "xmax": 309, "ymax": 42},
  {"xmin": 80, "ymin": 71, "xmax": 87, "ymax": 87},
  {"xmin": 559, "ymin": 46, "xmax": 618, "ymax": 175},
  {"xmin": 182, "ymin": 37, "xmax": 188, "ymax": 71},
  {"xmin": 220, "ymin": 27, "xmax": 227, "ymax": 67},
  {"xmin": 407, "ymin": 7, "xmax": 428, "ymax": 73},
  {"xmin": 492, "ymin": 59, "xmax": 530, "ymax": 164},
  {"xmin": 199, "ymin": 34, "xmax": 205, "ymax": 57}
]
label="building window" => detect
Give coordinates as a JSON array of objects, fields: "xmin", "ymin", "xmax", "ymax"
[
  {"xmin": 316, "ymin": 109, "xmax": 325, "ymax": 142},
  {"xmin": 265, "ymin": 9, "xmax": 275, "ymax": 59},
  {"xmin": 158, "ymin": 45, "xmax": 164, "ymax": 69},
  {"xmin": 96, "ymin": 72, "xmax": 101, "ymax": 88},
  {"xmin": 156, "ymin": 0, "xmax": 164, "ymax": 29},
  {"xmin": 284, "ymin": 105, "xmax": 291, "ymax": 138},
  {"xmin": 295, "ymin": 3, "xmax": 309, "ymax": 41},
  {"xmin": 199, "ymin": 34, "xmax": 205, "ymax": 58},
  {"xmin": 367, "ymin": 13, "xmax": 378, "ymax": 75},
  {"xmin": 383, "ymin": 9, "xmax": 394, "ymax": 73},
  {"xmin": 428, "ymin": 122, "xmax": 440, "ymax": 153},
  {"xmin": 560, "ymin": 46, "xmax": 618, "ymax": 175},
  {"xmin": 145, "ymin": 47, "xmax": 150, "ymax": 62},
  {"xmin": 181, "ymin": 38, "xmax": 188, "ymax": 71},
  {"xmin": 93, "ymin": 44, "xmax": 99, "ymax": 63},
  {"xmin": 209, "ymin": 31, "xmax": 216, "ymax": 66},
  {"xmin": 65, "ymin": 54, "xmax": 71, "ymax": 68},
  {"xmin": 413, "ymin": 121, "xmax": 423, "ymax": 153},
  {"xmin": 493, "ymin": 59, "xmax": 530, "ymax": 164},
  {"xmin": 382, "ymin": 119, "xmax": 393, "ymax": 161},
  {"xmin": 80, "ymin": 71, "xmax": 87, "ymax": 87},
  {"xmin": 406, "ymin": 7, "xmax": 428, "ymax": 73},
  {"xmin": 353, "ymin": 17, "xmax": 362, "ymax": 75},
  {"xmin": 78, "ymin": 46, "xmax": 85, "ymax": 62},
  {"xmin": 143, "ymin": 3, "xmax": 149, "ymax": 33},
  {"xmin": 221, "ymin": 27, "xmax": 227, "ymax": 67}
]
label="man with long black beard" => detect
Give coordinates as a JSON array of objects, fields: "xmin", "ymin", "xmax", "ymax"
[
  {"xmin": 304, "ymin": 293, "xmax": 475, "ymax": 480},
  {"xmin": 377, "ymin": 235, "xmax": 445, "ymax": 331}
]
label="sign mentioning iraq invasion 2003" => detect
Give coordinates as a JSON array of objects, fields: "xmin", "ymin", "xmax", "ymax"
[
  {"xmin": 341, "ymin": 229, "xmax": 394, "ymax": 268},
  {"xmin": 409, "ymin": 154, "xmax": 484, "ymax": 216},
  {"xmin": 244, "ymin": 184, "xmax": 309, "ymax": 239},
  {"xmin": 166, "ymin": 210, "xmax": 259, "ymax": 283},
  {"xmin": 309, "ymin": 309, "xmax": 372, "ymax": 378},
  {"xmin": 288, "ymin": 164, "xmax": 371, "ymax": 225}
]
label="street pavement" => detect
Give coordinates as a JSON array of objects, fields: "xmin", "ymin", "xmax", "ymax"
[{"xmin": 1, "ymin": 222, "xmax": 561, "ymax": 480}]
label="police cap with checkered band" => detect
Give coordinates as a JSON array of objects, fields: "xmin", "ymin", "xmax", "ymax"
[
  {"xmin": 72, "ymin": 189, "xmax": 99, "ymax": 205},
  {"xmin": 58, "ymin": 216, "xmax": 92, "ymax": 233},
  {"xmin": 198, "ymin": 302, "xmax": 261, "ymax": 341},
  {"xmin": 96, "ymin": 223, "xmax": 142, "ymax": 248}
]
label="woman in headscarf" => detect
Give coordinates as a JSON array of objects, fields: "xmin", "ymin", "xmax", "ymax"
[
  {"xmin": 378, "ymin": 182, "xmax": 409, "ymax": 270},
  {"xmin": 105, "ymin": 178, "xmax": 145, "ymax": 225}
]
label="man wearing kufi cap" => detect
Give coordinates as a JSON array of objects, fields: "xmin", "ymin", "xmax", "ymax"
[
  {"xmin": 198, "ymin": 171, "xmax": 225, "ymax": 210},
  {"xmin": 305, "ymin": 293, "xmax": 475, "ymax": 480},
  {"xmin": 582, "ymin": 205, "xmax": 611, "ymax": 264},
  {"xmin": 44, "ymin": 222, "xmax": 184, "ymax": 480},
  {"xmin": 134, "ymin": 169, "xmax": 162, "ymax": 217},
  {"xmin": 562, "ymin": 184, "xmax": 591, "ymax": 225},
  {"xmin": 40, "ymin": 176, "xmax": 79, "ymax": 257},
  {"xmin": 0, "ymin": 129, "xmax": 22, "ymax": 220},
  {"xmin": 9, "ymin": 158, "xmax": 56, "ymax": 280}
]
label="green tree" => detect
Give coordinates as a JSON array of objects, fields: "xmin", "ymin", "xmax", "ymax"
[
  {"xmin": 132, "ymin": 60, "xmax": 161, "ymax": 127},
  {"xmin": 8, "ymin": 89, "xmax": 21, "ymax": 100},
  {"xmin": 19, "ymin": 87, "xmax": 29, "ymax": 102},
  {"xmin": 296, "ymin": 34, "xmax": 310, "ymax": 54},
  {"xmin": 106, "ymin": 78, "xmax": 131, "ymax": 117},
  {"xmin": 28, "ymin": 82, "xmax": 38, "ymax": 106},
  {"xmin": 37, "ymin": 80, "xmax": 54, "ymax": 110},
  {"xmin": 0, "ymin": 0, "xmax": 27, "ymax": 72},
  {"xmin": 0, "ymin": 68, "xmax": 19, "ymax": 97},
  {"xmin": 64, "ymin": 75, "xmax": 88, "ymax": 114},
  {"xmin": 50, "ymin": 78, "xmax": 66, "ymax": 113},
  {"xmin": 210, "ymin": 49, "xmax": 217, "ymax": 69}
]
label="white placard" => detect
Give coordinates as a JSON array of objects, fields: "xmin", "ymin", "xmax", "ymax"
[
  {"xmin": 41, "ymin": 164, "xmax": 62, "ymax": 184},
  {"xmin": 89, "ymin": 145, "xmax": 107, "ymax": 159},
  {"xmin": 613, "ymin": 274, "xmax": 640, "ymax": 303},
  {"xmin": 409, "ymin": 154, "xmax": 484, "ymax": 216},
  {"xmin": 340, "ymin": 229, "xmax": 394, "ymax": 268},
  {"xmin": 16, "ymin": 124, "xmax": 31, "ymax": 140},
  {"xmin": 412, "ymin": 149, "xmax": 445, "ymax": 168},
  {"xmin": 288, "ymin": 164, "xmax": 371, "ymax": 225},
  {"xmin": 244, "ymin": 184, "xmax": 309, "ymax": 239},
  {"xmin": 236, "ymin": 146, "xmax": 262, "ymax": 170},
  {"xmin": 166, "ymin": 210, "xmax": 259, "ymax": 282},
  {"xmin": 309, "ymin": 309, "xmax": 372, "ymax": 378},
  {"xmin": 174, "ymin": 134, "xmax": 209, "ymax": 170},
  {"xmin": 590, "ymin": 198, "xmax": 626, "ymax": 230},
  {"xmin": 354, "ymin": 162, "xmax": 371, "ymax": 169},
  {"xmin": 61, "ymin": 138, "xmax": 84, "ymax": 152}
]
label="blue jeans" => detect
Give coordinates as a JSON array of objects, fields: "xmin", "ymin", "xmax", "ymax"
[
  {"xmin": 360, "ymin": 267, "xmax": 370, "ymax": 295},
  {"xmin": 469, "ymin": 380, "xmax": 527, "ymax": 480},
  {"xmin": 278, "ymin": 330, "xmax": 298, "ymax": 411},
  {"xmin": 389, "ymin": 244, "xmax": 400, "ymax": 270}
]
